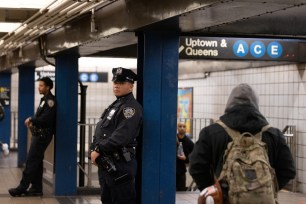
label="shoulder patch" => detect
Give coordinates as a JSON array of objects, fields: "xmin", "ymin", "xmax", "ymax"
[
  {"xmin": 123, "ymin": 107, "xmax": 135, "ymax": 119},
  {"xmin": 47, "ymin": 99, "xmax": 55, "ymax": 107}
]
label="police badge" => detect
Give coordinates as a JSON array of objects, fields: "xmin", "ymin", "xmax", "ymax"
[
  {"xmin": 116, "ymin": 67, "xmax": 123, "ymax": 75},
  {"xmin": 123, "ymin": 107, "xmax": 135, "ymax": 119}
]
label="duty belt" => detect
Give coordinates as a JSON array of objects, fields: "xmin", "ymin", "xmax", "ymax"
[
  {"xmin": 30, "ymin": 126, "xmax": 52, "ymax": 137},
  {"xmin": 112, "ymin": 147, "xmax": 136, "ymax": 162}
]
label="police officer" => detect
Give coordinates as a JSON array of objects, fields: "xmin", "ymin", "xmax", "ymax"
[
  {"xmin": 9, "ymin": 77, "xmax": 56, "ymax": 197},
  {"xmin": 90, "ymin": 67, "xmax": 143, "ymax": 204}
]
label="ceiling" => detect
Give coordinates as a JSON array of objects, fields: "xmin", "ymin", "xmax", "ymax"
[
  {"xmin": 0, "ymin": 8, "xmax": 37, "ymax": 38},
  {"xmin": 0, "ymin": 0, "xmax": 306, "ymax": 72}
]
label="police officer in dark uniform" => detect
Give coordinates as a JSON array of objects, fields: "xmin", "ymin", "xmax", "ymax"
[
  {"xmin": 90, "ymin": 67, "xmax": 143, "ymax": 204},
  {"xmin": 9, "ymin": 77, "xmax": 56, "ymax": 197}
]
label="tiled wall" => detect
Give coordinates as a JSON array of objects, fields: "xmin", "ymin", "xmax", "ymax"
[{"xmin": 178, "ymin": 63, "xmax": 306, "ymax": 193}]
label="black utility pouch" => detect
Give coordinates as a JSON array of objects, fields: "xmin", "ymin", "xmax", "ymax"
[{"xmin": 122, "ymin": 147, "xmax": 132, "ymax": 162}]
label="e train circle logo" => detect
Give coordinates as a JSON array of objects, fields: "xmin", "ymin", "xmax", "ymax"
[{"xmin": 233, "ymin": 40, "xmax": 283, "ymax": 59}]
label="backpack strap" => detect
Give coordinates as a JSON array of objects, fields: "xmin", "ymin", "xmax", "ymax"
[
  {"xmin": 253, "ymin": 124, "xmax": 271, "ymax": 140},
  {"xmin": 215, "ymin": 120, "xmax": 240, "ymax": 142},
  {"xmin": 216, "ymin": 120, "xmax": 271, "ymax": 141}
]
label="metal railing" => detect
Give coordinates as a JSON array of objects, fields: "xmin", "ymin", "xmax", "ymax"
[
  {"xmin": 77, "ymin": 123, "xmax": 98, "ymax": 187},
  {"xmin": 78, "ymin": 118, "xmax": 215, "ymax": 188},
  {"xmin": 10, "ymin": 111, "xmax": 18, "ymax": 149},
  {"xmin": 10, "ymin": 115, "xmax": 298, "ymax": 191},
  {"xmin": 177, "ymin": 118, "xmax": 214, "ymax": 142},
  {"xmin": 282, "ymin": 125, "xmax": 297, "ymax": 192}
]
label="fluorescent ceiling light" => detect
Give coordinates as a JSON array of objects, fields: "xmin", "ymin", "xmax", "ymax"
[
  {"xmin": 0, "ymin": 0, "xmax": 54, "ymax": 9},
  {"xmin": 0, "ymin": 22, "xmax": 22, "ymax": 33}
]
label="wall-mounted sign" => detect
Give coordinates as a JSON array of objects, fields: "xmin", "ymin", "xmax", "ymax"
[
  {"xmin": 179, "ymin": 36, "xmax": 306, "ymax": 62},
  {"xmin": 35, "ymin": 71, "xmax": 108, "ymax": 83},
  {"xmin": 35, "ymin": 71, "xmax": 55, "ymax": 81},
  {"xmin": 79, "ymin": 72, "xmax": 108, "ymax": 83}
]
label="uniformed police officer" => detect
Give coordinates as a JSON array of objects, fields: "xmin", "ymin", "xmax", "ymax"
[
  {"xmin": 90, "ymin": 67, "xmax": 143, "ymax": 204},
  {"xmin": 9, "ymin": 77, "xmax": 56, "ymax": 197}
]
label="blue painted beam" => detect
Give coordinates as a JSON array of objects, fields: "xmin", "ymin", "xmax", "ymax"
[
  {"xmin": 140, "ymin": 31, "xmax": 179, "ymax": 204},
  {"xmin": 54, "ymin": 54, "xmax": 79, "ymax": 195},
  {"xmin": 0, "ymin": 73, "xmax": 11, "ymax": 145},
  {"xmin": 17, "ymin": 67, "xmax": 35, "ymax": 167}
]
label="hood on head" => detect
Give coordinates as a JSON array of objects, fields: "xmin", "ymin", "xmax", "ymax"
[{"xmin": 225, "ymin": 83, "xmax": 259, "ymax": 113}]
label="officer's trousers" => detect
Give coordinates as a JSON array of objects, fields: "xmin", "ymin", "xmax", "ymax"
[
  {"xmin": 176, "ymin": 173, "xmax": 186, "ymax": 191},
  {"xmin": 98, "ymin": 158, "xmax": 137, "ymax": 204},
  {"xmin": 19, "ymin": 134, "xmax": 53, "ymax": 190}
]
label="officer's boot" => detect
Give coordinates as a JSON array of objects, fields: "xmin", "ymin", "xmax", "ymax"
[{"xmin": 8, "ymin": 186, "xmax": 27, "ymax": 197}]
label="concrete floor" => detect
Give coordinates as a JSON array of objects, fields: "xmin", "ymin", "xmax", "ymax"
[{"xmin": 1, "ymin": 152, "xmax": 305, "ymax": 204}]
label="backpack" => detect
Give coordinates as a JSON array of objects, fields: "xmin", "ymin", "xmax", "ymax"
[{"xmin": 216, "ymin": 120, "xmax": 278, "ymax": 204}]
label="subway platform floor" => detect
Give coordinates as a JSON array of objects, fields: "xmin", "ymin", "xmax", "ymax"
[{"xmin": 0, "ymin": 152, "xmax": 305, "ymax": 204}]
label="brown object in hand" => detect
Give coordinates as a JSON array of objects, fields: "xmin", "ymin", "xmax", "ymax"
[{"xmin": 198, "ymin": 181, "xmax": 223, "ymax": 204}]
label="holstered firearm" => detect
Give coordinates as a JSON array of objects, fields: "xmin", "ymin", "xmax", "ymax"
[
  {"xmin": 95, "ymin": 148, "xmax": 136, "ymax": 184},
  {"xmin": 109, "ymin": 147, "xmax": 135, "ymax": 162},
  {"xmin": 95, "ymin": 151, "xmax": 117, "ymax": 174}
]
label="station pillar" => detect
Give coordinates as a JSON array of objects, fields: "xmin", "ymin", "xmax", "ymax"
[
  {"xmin": 0, "ymin": 73, "xmax": 12, "ymax": 146},
  {"xmin": 137, "ymin": 31, "xmax": 179, "ymax": 204},
  {"xmin": 54, "ymin": 54, "xmax": 79, "ymax": 195},
  {"xmin": 17, "ymin": 66, "xmax": 35, "ymax": 166}
]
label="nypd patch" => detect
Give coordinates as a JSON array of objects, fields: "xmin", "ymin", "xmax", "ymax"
[
  {"xmin": 47, "ymin": 100, "xmax": 55, "ymax": 107},
  {"xmin": 123, "ymin": 107, "xmax": 135, "ymax": 119}
]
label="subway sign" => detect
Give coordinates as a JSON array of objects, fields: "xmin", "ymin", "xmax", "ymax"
[
  {"xmin": 35, "ymin": 71, "xmax": 108, "ymax": 83},
  {"xmin": 179, "ymin": 37, "xmax": 306, "ymax": 62}
]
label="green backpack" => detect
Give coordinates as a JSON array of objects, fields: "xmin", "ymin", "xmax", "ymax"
[{"xmin": 216, "ymin": 120, "xmax": 278, "ymax": 204}]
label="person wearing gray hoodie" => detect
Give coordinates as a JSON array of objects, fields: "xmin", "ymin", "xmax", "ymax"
[{"xmin": 189, "ymin": 84, "xmax": 296, "ymax": 195}]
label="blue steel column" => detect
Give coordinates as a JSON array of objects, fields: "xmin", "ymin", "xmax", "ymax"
[
  {"xmin": 139, "ymin": 31, "xmax": 179, "ymax": 204},
  {"xmin": 136, "ymin": 32, "xmax": 144, "ymax": 204},
  {"xmin": 54, "ymin": 54, "xmax": 79, "ymax": 195},
  {"xmin": 18, "ymin": 66, "xmax": 35, "ymax": 166},
  {"xmin": 0, "ymin": 73, "xmax": 12, "ymax": 145}
]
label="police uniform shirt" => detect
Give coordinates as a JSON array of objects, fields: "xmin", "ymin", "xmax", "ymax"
[
  {"xmin": 30, "ymin": 92, "xmax": 56, "ymax": 131},
  {"xmin": 92, "ymin": 92, "xmax": 143, "ymax": 152}
]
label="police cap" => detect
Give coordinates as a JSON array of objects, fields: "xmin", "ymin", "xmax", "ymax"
[
  {"xmin": 39, "ymin": 77, "xmax": 53, "ymax": 89},
  {"xmin": 112, "ymin": 67, "xmax": 137, "ymax": 83}
]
